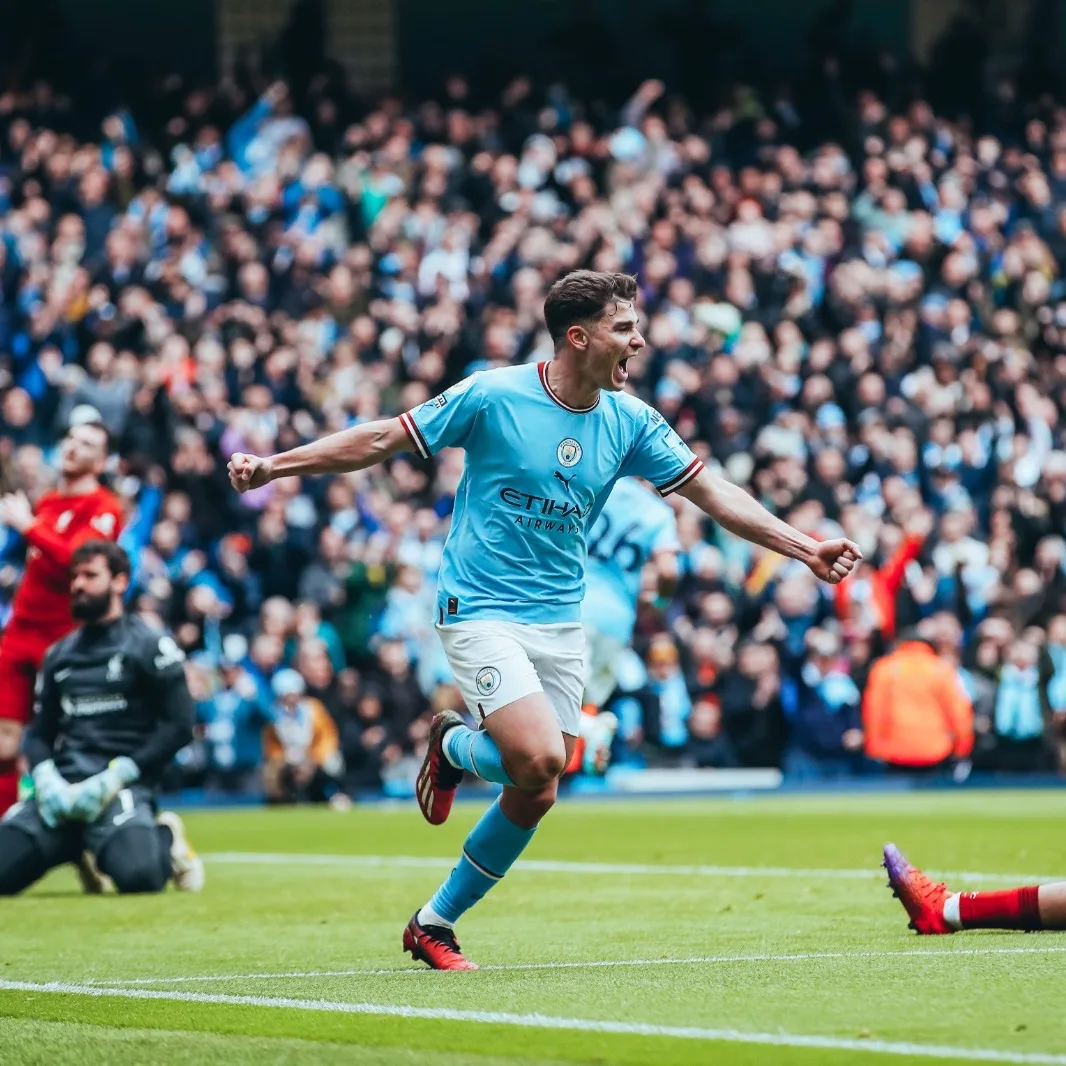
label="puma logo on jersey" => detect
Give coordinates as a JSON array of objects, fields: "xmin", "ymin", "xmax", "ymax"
[
  {"xmin": 553, "ymin": 471, "xmax": 576, "ymax": 490},
  {"xmin": 106, "ymin": 654, "xmax": 124, "ymax": 681}
]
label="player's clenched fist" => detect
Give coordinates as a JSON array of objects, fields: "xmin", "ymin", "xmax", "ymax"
[
  {"xmin": 805, "ymin": 538, "xmax": 863, "ymax": 585},
  {"xmin": 228, "ymin": 453, "xmax": 273, "ymax": 493}
]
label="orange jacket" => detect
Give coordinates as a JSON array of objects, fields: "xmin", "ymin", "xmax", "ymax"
[{"xmin": 863, "ymin": 642, "xmax": 973, "ymax": 767}]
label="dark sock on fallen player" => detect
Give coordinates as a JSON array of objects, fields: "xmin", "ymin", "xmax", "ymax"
[{"xmin": 958, "ymin": 886, "xmax": 1042, "ymax": 931}]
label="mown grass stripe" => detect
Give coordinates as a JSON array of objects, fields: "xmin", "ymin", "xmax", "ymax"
[{"xmin": 1, "ymin": 978, "xmax": 1063, "ymax": 1064}]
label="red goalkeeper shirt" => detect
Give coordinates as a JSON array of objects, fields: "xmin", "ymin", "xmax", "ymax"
[{"xmin": 10, "ymin": 486, "xmax": 124, "ymax": 630}]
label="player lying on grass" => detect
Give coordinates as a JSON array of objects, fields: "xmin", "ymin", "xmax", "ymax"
[
  {"xmin": 0, "ymin": 541, "xmax": 204, "ymax": 896},
  {"xmin": 229, "ymin": 270, "xmax": 862, "ymax": 969},
  {"xmin": 884, "ymin": 843, "xmax": 1066, "ymax": 933}
]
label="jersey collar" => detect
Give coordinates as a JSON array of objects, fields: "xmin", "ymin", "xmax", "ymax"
[{"xmin": 537, "ymin": 362, "xmax": 600, "ymax": 414}]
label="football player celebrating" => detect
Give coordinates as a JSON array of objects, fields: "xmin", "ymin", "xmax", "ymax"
[
  {"xmin": 230, "ymin": 270, "xmax": 862, "ymax": 969},
  {"xmin": 0, "ymin": 415, "xmax": 123, "ymax": 814}
]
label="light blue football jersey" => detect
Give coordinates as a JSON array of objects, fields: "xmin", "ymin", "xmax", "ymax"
[
  {"xmin": 400, "ymin": 362, "xmax": 702, "ymax": 626},
  {"xmin": 581, "ymin": 478, "xmax": 680, "ymax": 642}
]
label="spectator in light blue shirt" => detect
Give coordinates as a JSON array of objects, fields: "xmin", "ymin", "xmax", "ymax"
[
  {"xmin": 194, "ymin": 642, "xmax": 273, "ymax": 792},
  {"xmin": 990, "ymin": 639, "xmax": 1055, "ymax": 773},
  {"xmin": 645, "ymin": 634, "xmax": 692, "ymax": 751},
  {"xmin": 1047, "ymin": 617, "xmax": 1066, "ymax": 714},
  {"xmin": 994, "ymin": 641, "xmax": 1047, "ymax": 742}
]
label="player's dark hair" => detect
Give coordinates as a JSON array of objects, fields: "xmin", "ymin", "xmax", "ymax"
[
  {"xmin": 71, "ymin": 540, "xmax": 131, "ymax": 578},
  {"xmin": 543, "ymin": 270, "xmax": 638, "ymax": 345}
]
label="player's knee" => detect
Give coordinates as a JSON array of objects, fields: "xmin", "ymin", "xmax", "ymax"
[
  {"xmin": 108, "ymin": 856, "xmax": 168, "ymax": 894},
  {"xmin": 510, "ymin": 746, "xmax": 567, "ymax": 789},
  {"xmin": 0, "ymin": 827, "xmax": 45, "ymax": 896},
  {"xmin": 0, "ymin": 858, "xmax": 27, "ymax": 895},
  {"xmin": 98, "ymin": 834, "xmax": 168, "ymax": 894},
  {"xmin": 0, "ymin": 872, "xmax": 24, "ymax": 896}
]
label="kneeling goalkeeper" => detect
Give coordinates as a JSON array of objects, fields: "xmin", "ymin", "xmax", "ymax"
[{"xmin": 0, "ymin": 540, "xmax": 203, "ymax": 895}]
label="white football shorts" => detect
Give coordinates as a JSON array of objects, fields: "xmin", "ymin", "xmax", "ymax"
[
  {"xmin": 436, "ymin": 619, "xmax": 585, "ymax": 736},
  {"xmin": 582, "ymin": 624, "xmax": 628, "ymax": 707}
]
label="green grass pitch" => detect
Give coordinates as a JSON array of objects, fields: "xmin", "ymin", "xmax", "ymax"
[{"xmin": 3, "ymin": 791, "xmax": 1066, "ymax": 1065}]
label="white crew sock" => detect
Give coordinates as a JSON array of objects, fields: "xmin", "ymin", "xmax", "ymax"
[
  {"xmin": 417, "ymin": 903, "xmax": 455, "ymax": 930},
  {"xmin": 943, "ymin": 892, "xmax": 963, "ymax": 929}
]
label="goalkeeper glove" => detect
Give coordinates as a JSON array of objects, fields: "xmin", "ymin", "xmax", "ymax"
[
  {"xmin": 31, "ymin": 760, "xmax": 74, "ymax": 828},
  {"xmin": 68, "ymin": 757, "xmax": 141, "ymax": 822}
]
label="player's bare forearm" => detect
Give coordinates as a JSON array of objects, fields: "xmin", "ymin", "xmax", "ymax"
[
  {"xmin": 678, "ymin": 469, "xmax": 817, "ymax": 564},
  {"xmin": 271, "ymin": 418, "xmax": 409, "ymax": 478},
  {"xmin": 234, "ymin": 418, "xmax": 410, "ymax": 489}
]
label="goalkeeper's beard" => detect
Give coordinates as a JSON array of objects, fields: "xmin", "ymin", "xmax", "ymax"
[{"xmin": 71, "ymin": 590, "xmax": 112, "ymax": 622}]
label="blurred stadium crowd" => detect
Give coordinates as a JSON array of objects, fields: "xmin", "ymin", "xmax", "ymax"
[{"xmin": 2, "ymin": 55, "xmax": 1066, "ymax": 799}]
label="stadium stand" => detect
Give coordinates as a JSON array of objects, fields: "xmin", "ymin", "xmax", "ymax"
[{"xmin": 2, "ymin": 44, "xmax": 1066, "ymax": 798}]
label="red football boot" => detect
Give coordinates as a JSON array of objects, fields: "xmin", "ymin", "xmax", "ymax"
[
  {"xmin": 883, "ymin": 843, "xmax": 954, "ymax": 935},
  {"xmin": 415, "ymin": 710, "xmax": 465, "ymax": 825},
  {"xmin": 403, "ymin": 912, "xmax": 479, "ymax": 970}
]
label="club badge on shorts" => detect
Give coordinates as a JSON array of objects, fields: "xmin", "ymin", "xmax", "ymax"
[
  {"xmin": 557, "ymin": 438, "xmax": 582, "ymax": 467},
  {"xmin": 475, "ymin": 666, "xmax": 501, "ymax": 696}
]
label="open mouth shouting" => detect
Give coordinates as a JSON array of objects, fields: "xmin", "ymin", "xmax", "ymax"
[{"xmin": 612, "ymin": 356, "xmax": 629, "ymax": 387}]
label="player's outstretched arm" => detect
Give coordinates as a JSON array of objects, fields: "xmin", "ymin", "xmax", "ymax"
[
  {"xmin": 676, "ymin": 468, "xmax": 862, "ymax": 585},
  {"xmin": 228, "ymin": 417, "xmax": 411, "ymax": 492}
]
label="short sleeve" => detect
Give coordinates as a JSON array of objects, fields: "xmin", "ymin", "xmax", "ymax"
[
  {"xmin": 619, "ymin": 404, "xmax": 704, "ymax": 497},
  {"xmin": 400, "ymin": 374, "xmax": 484, "ymax": 457}
]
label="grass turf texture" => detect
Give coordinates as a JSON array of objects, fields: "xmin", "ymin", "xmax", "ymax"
[{"xmin": 2, "ymin": 792, "xmax": 1066, "ymax": 1065}]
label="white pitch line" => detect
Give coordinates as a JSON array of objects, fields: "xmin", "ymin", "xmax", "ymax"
[
  {"xmin": 204, "ymin": 851, "xmax": 1061, "ymax": 885},
  {"xmin": 1, "ymin": 978, "xmax": 1063, "ymax": 1064},
  {"xmin": 82, "ymin": 944, "xmax": 1066, "ymax": 986}
]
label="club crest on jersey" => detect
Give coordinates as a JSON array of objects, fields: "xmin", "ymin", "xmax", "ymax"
[
  {"xmin": 557, "ymin": 438, "xmax": 582, "ymax": 468},
  {"xmin": 90, "ymin": 513, "xmax": 116, "ymax": 536},
  {"xmin": 475, "ymin": 666, "xmax": 501, "ymax": 696},
  {"xmin": 106, "ymin": 654, "xmax": 124, "ymax": 681}
]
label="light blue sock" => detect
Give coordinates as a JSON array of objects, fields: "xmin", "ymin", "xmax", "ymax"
[
  {"xmin": 443, "ymin": 725, "xmax": 514, "ymax": 786},
  {"xmin": 422, "ymin": 799, "xmax": 536, "ymax": 925}
]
